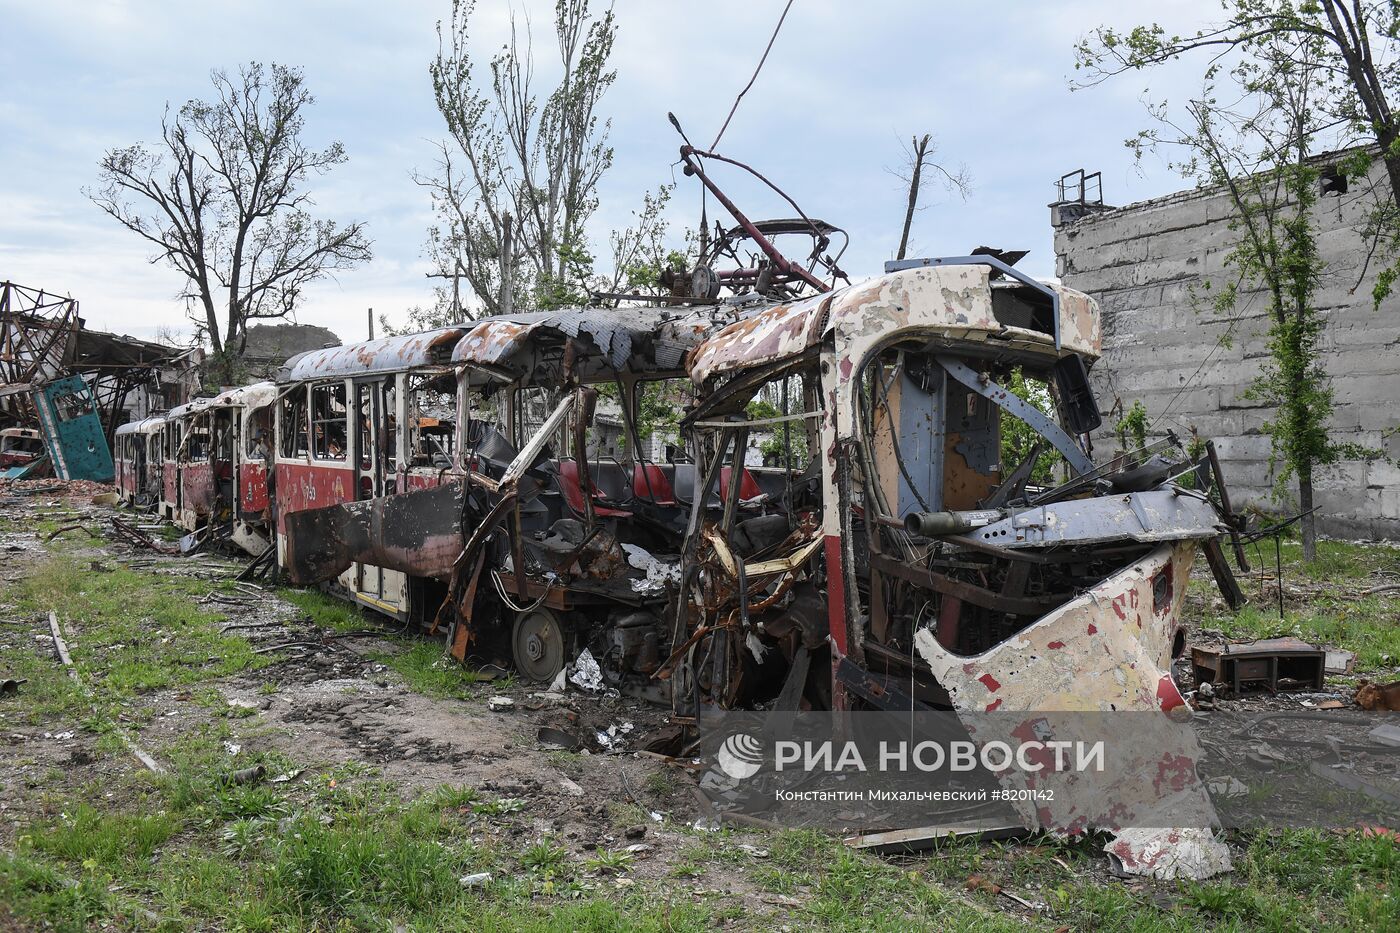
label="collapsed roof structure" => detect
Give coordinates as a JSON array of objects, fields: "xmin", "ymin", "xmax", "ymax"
[{"xmin": 0, "ymin": 280, "xmax": 203, "ymax": 444}]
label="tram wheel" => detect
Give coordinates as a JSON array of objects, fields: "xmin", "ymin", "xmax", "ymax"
[{"xmin": 511, "ymin": 609, "xmax": 570, "ymax": 683}]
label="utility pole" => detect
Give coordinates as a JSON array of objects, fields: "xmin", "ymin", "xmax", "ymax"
[
  {"xmin": 367, "ymin": 307, "xmax": 374, "ymax": 340},
  {"xmin": 500, "ymin": 212, "xmax": 514, "ymax": 316}
]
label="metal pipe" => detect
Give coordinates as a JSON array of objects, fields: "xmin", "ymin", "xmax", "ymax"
[{"xmin": 903, "ymin": 509, "xmax": 1006, "ymax": 538}]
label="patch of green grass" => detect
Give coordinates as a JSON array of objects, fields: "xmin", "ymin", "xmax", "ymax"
[
  {"xmin": 11, "ymin": 555, "xmax": 270, "ymax": 703},
  {"xmin": 276, "ymin": 585, "xmax": 376, "ymax": 633},
  {"xmin": 584, "ymin": 849, "xmax": 634, "ymax": 875},
  {"xmin": 30, "ymin": 802, "xmax": 179, "ymax": 866},
  {"xmin": 642, "ymin": 767, "xmax": 676, "ymax": 797},
  {"xmin": 0, "ymin": 852, "xmax": 110, "ymax": 930},
  {"xmin": 372, "ymin": 639, "xmax": 498, "ymax": 700},
  {"xmin": 1191, "ymin": 539, "xmax": 1400, "ymax": 671},
  {"xmin": 521, "ymin": 841, "xmax": 568, "ymax": 872},
  {"xmin": 426, "ymin": 783, "xmax": 480, "ymax": 811}
]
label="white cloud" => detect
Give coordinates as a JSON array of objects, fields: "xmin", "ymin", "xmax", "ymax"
[{"xmin": 1, "ymin": 0, "xmax": 1228, "ymax": 342}]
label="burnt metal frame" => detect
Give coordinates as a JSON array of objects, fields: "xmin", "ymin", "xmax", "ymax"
[{"xmin": 883, "ymin": 255, "xmax": 1063, "ymax": 350}]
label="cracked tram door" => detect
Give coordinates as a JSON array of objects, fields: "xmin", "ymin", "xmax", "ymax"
[{"xmin": 349, "ymin": 376, "xmax": 409, "ymax": 619}]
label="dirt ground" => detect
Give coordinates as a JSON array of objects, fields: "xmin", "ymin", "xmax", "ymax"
[{"xmin": 2, "ymin": 483, "xmax": 1397, "ymax": 931}]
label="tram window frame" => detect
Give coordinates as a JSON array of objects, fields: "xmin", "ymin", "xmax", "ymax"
[{"xmin": 310, "ymin": 382, "xmax": 349, "ymax": 462}]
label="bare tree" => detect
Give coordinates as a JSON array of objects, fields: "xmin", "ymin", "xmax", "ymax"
[
  {"xmin": 90, "ymin": 63, "xmax": 372, "ymax": 381},
  {"xmin": 424, "ymin": 0, "xmax": 616, "ymax": 317},
  {"xmin": 889, "ymin": 133, "xmax": 969, "ymax": 261}
]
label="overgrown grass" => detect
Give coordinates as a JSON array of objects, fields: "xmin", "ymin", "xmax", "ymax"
[
  {"xmin": 276, "ymin": 585, "xmax": 379, "ymax": 633},
  {"xmin": 4, "ymin": 524, "xmax": 1397, "ymax": 930},
  {"xmin": 2, "ymin": 555, "xmax": 271, "ymax": 727},
  {"xmin": 1191, "ymin": 538, "xmax": 1400, "ymax": 671},
  {"xmin": 372, "ymin": 639, "xmax": 501, "ymax": 700}
]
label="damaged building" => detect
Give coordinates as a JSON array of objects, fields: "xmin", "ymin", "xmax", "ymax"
[
  {"xmin": 0, "ymin": 280, "xmax": 203, "ymax": 439},
  {"xmin": 1, "ymin": 280, "xmax": 203, "ymax": 480},
  {"xmin": 1051, "ymin": 162, "xmax": 1400, "ymax": 540}
]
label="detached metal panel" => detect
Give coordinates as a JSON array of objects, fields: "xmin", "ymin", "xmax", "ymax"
[{"xmin": 31, "ymin": 375, "xmax": 114, "ymax": 482}]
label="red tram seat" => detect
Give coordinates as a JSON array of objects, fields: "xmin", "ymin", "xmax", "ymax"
[
  {"xmin": 631, "ymin": 463, "xmax": 677, "ymax": 505},
  {"xmin": 719, "ymin": 466, "xmax": 764, "ymax": 503},
  {"xmin": 556, "ymin": 460, "xmax": 632, "ymax": 518}
]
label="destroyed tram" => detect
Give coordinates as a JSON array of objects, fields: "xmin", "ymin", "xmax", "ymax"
[
  {"xmin": 270, "ymin": 256, "xmax": 1231, "ymax": 728},
  {"xmin": 125, "ymin": 139, "xmax": 1245, "ymax": 878}
]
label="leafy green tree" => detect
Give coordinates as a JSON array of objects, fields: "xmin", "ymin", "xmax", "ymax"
[
  {"xmin": 1081, "ymin": 16, "xmax": 1379, "ymax": 560},
  {"xmin": 1115, "ymin": 400, "xmax": 1149, "ymax": 454},
  {"xmin": 425, "ymin": 0, "xmax": 616, "ymax": 315},
  {"xmin": 1075, "ymin": 0, "xmax": 1400, "ymax": 305}
]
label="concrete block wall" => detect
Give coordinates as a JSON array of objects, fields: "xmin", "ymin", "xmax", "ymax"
[{"xmin": 1052, "ymin": 156, "xmax": 1400, "ymax": 540}]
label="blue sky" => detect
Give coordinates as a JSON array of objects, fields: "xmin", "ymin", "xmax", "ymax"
[{"xmin": 0, "ymin": 0, "xmax": 1220, "ymax": 344}]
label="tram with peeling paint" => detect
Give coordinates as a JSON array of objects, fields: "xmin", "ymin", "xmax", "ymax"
[
  {"xmin": 114, "ymin": 415, "xmax": 166, "ymax": 507},
  {"xmin": 273, "ymin": 328, "xmax": 471, "ymax": 621}
]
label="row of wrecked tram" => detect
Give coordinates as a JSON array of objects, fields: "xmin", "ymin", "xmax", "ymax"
[{"xmin": 113, "ymin": 255, "xmax": 1244, "ymax": 879}]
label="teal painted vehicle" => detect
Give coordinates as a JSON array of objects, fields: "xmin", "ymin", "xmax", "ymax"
[{"xmin": 31, "ymin": 375, "xmax": 114, "ymax": 482}]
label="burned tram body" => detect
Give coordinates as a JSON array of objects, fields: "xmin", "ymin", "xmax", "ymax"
[
  {"xmin": 680, "ymin": 257, "xmax": 1223, "ymax": 707},
  {"xmin": 277, "ymin": 263, "xmax": 1229, "ymax": 716},
  {"xmin": 271, "ymin": 260, "xmax": 1236, "ymax": 877},
  {"xmin": 679, "ymin": 258, "xmax": 1231, "ymax": 875}
]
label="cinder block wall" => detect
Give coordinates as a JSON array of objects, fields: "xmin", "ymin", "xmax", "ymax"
[{"xmin": 1052, "ymin": 158, "xmax": 1400, "ymax": 540}]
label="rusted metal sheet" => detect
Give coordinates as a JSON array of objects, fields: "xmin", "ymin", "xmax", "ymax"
[
  {"xmin": 454, "ymin": 307, "xmax": 737, "ymax": 383},
  {"xmin": 280, "ymin": 327, "xmax": 470, "ymax": 382},
  {"xmin": 239, "ymin": 462, "xmax": 270, "ymax": 514},
  {"xmin": 1190, "ymin": 638, "xmax": 1326, "ymax": 694},
  {"xmin": 208, "ymin": 381, "xmax": 278, "ymax": 411},
  {"xmin": 274, "ymin": 461, "xmax": 353, "ymax": 533},
  {"xmin": 688, "ymin": 266, "xmax": 1102, "ymax": 385},
  {"xmin": 167, "ymin": 396, "xmax": 214, "ymax": 421},
  {"xmin": 685, "ymin": 293, "xmax": 832, "ymax": 384},
  {"xmin": 179, "ymin": 460, "xmax": 214, "ymax": 525},
  {"xmin": 282, "ymin": 479, "xmax": 466, "ymax": 585}
]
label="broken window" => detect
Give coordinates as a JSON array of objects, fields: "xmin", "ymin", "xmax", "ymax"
[
  {"xmin": 311, "ymin": 383, "xmax": 348, "ymax": 461},
  {"xmin": 164, "ymin": 422, "xmax": 182, "ymax": 461},
  {"xmin": 406, "ymin": 372, "xmax": 457, "ymax": 469},
  {"xmin": 280, "ymin": 388, "xmax": 309, "ymax": 458},
  {"xmin": 186, "ymin": 413, "xmax": 211, "ymax": 462},
  {"xmin": 514, "ymin": 385, "xmax": 560, "ymax": 450},
  {"xmin": 630, "ymin": 378, "xmax": 696, "ymax": 462},
  {"xmin": 1320, "ymin": 164, "xmax": 1348, "ymax": 196},
  {"xmin": 246, "ymin": 405, "xmax": 273, "ymax": 461}
]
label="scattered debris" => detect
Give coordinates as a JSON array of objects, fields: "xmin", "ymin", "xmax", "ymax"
[
  {"xmin": 1205, "ymin": 775, "xmax": 1249, "ymax": 798},
  {"xmin": 46, "ymin": 610, "xmax": 164, "ymax": 774},
  {"xmin": 1105, "ymin": 827, "xmax": 1233, "ymax": 881},
  {"xmin": 1308, "ymin": 762, "xmax": 1400, "ymax": 808},
  {"xmin": 1368, "ymin": 723, "xmax": 1400, "ymax": 748},
  {"xmin": 110, "ymin": 516, "xmax": 178, "ymax": 553},
  {"xmin": 964, "ymin": 875, "xmax": 1002, "ymax": 895},
  {"xmin": 486, "ymin": 696, "xmax": 516, "ymax": 712},
  {"xmin": 221, "ymin": 764, "xmax": 266, "ymax": 786},
  {"xmin": 0, "ymin": 677, "xmax": 25, "ymax": 696},
  {"xmin": 1325, "ymin": 649, "xmax": 1356, "ymax": 676},
  {"xmin": 537, "ymin": 727, "xmax": 582, "ymax": 751},
  {"xmin": 568, "ymin": 648, "xmax": 604, "ymax": 693},
  {"xmin": 458, "ymin": 872, "xmax": 492, "ymax": 889},
  {"xmin": 1356, "ymin": 680, "xmax": 1400, "ymax": 712}
]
